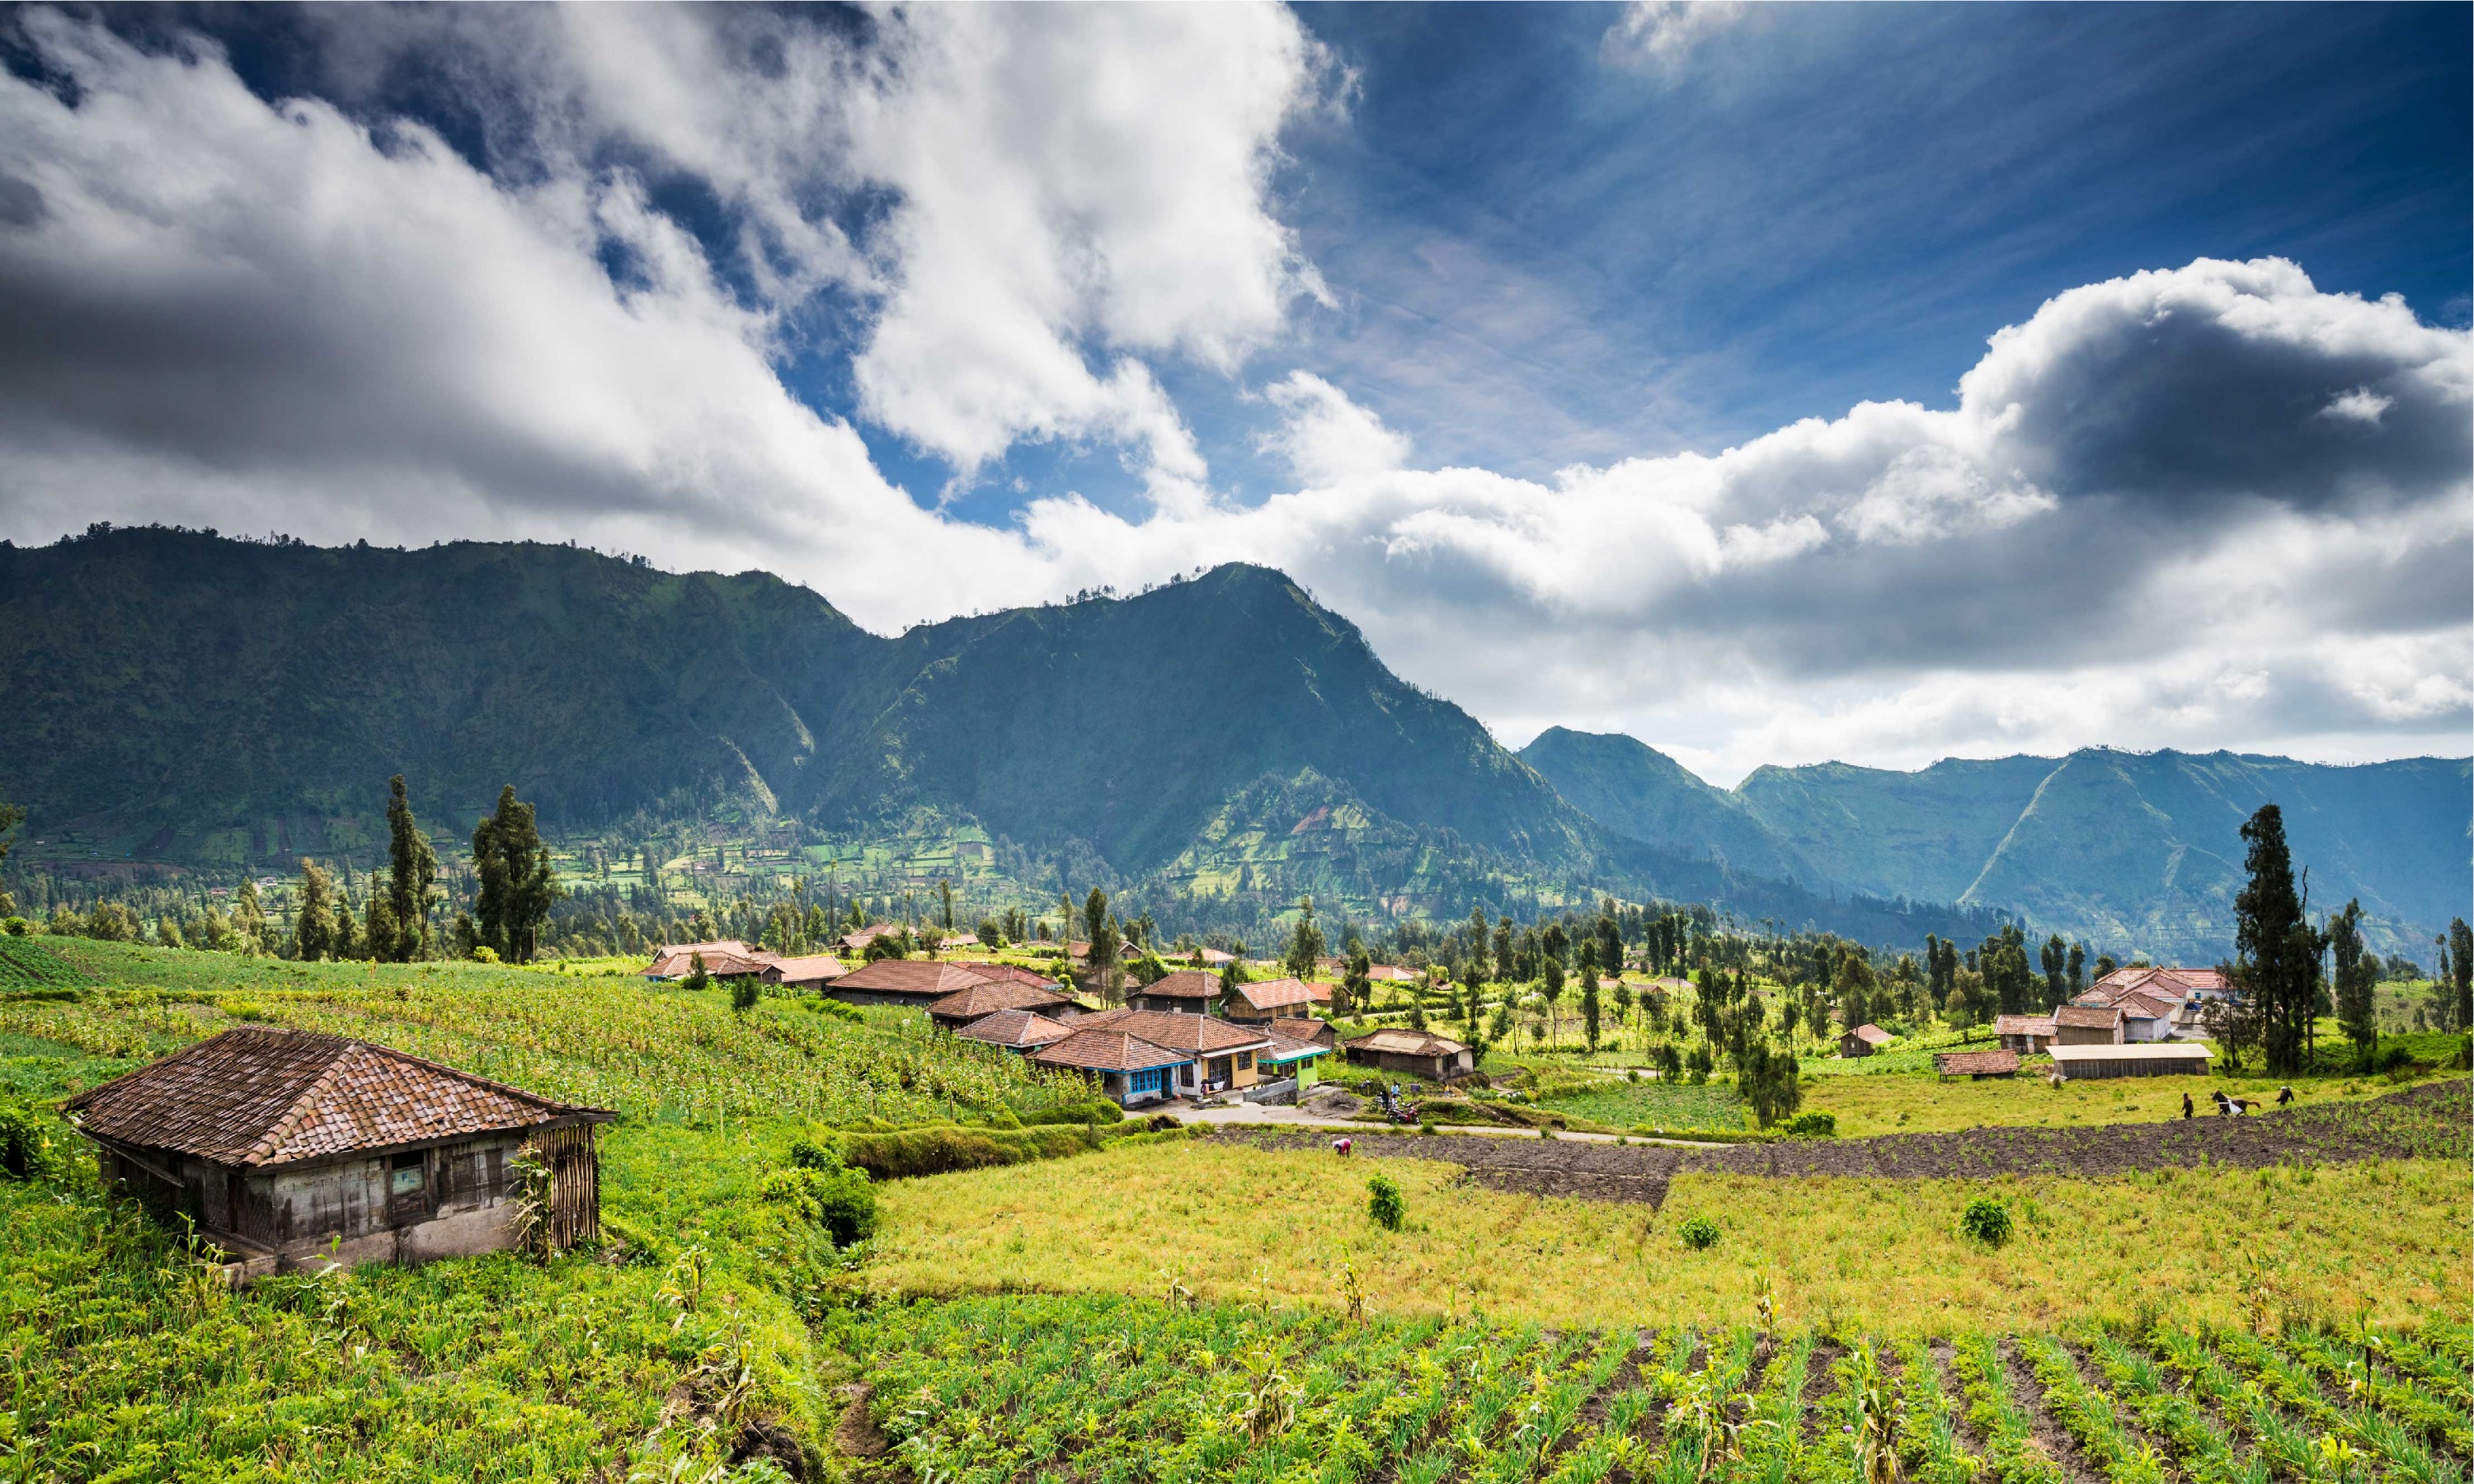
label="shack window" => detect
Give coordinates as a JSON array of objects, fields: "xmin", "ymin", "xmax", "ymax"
[{"xmin": 389, "ymin": 1151, "xmax": 426, "ymax": 1195}]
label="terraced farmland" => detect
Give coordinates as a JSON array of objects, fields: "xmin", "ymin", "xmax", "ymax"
[{"xmin": 830, "ymin": 1295, "xmax": 2473, "ymax": 1484}]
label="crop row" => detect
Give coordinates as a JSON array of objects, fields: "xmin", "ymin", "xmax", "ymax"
[{"xmin": 831, "ymin": 1296, "xmax": 2472, "ymax": 1484}]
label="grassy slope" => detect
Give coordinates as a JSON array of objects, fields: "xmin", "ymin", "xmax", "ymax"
[{"xmin": 864, "ymin": 1139, "xmax": 2466, "ymax": 1332}]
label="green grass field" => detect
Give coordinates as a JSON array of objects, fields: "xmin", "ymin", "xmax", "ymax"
[{"xmin": 7, "ymin": 940, "xmax": 2469, "ymax": 1481}]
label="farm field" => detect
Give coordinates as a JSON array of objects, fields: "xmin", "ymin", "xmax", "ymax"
[
  {"xmin": 863, "ymin": 1129, "xmax": 2466, "ymax": 1331},
  {"xmin": 826, "ymin": 1292, "xmax": 2474, "ymax": 1484}
]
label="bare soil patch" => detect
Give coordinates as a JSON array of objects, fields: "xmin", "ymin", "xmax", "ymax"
[{"xmin": 1211, "ymin": 1081, "xmax": 2466, "ymax": 1205}]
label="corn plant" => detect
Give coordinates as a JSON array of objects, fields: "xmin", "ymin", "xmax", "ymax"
[{"xmin": 2018, "ymin": 1334, "xmax": 2168, "ymax": 1484}]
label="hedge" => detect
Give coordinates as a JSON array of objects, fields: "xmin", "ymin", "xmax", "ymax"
[{"xmin": 842, "ymin": 1115, "xmax": 1183, "ymax": 1180}]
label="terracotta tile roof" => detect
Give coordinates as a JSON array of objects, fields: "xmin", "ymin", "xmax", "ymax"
[
  {"xmin": 61, "ymin": 1026, "xmax": 608, "ymax": 1168},
  {"xmin": 953, "ymin": 1009, "xmax": 1077, "ymax": 1050},
  {"xmin": 839, "ymin": 926, "xmax": 898, "ymax": 952},
  {"xmin": 1031, "ymin": 1029, "xmax": 1194, "ymax": 1073},
  {"xmin": 1084, "ymin": 1010, "xmax": 1269, "ymax": 1054},
  {"xmin": 1935, "ymin": 1050, "xmax": 2021, "ymax": 1077},
  {"xmin": 645, "ymin": 942, "xmax": 778, "ymax": 978},
  {"xmin": 929, "ymin": 981, "xmax": 1070, "ymax": 1021},
  {"xmin": 1993, "ymin": 1014, "xmax": 2056, "ymax": 1037},
  {"xmin": 2054, "ymin": 1004, "xmax": 2125, "ymax": 1030},
  {"xmin": 1136, "ymin": 969, "xmax": 1222, "ymax": 1001},
  {"xmin": 1366, "ymin": 964, "xmax": 1419, "ymax": 982},
  {"xmin": 1345, "ymin": 1029, "xmax": 1470, "ymax": 1058},
  {"xmin": 1846, "ymin": 1024, "xmax": 1893, "ymax": 1045},
  {"xmin": 1234, "ymin": 977, "xmax": 1325, "ymax": 1012},
  {"xmin": 962, "ymin": 963, "xmax": 1066, "ymax": 991},
  {"xmin": 1197, "ymin": 947, "xmax": 1235, "ymax": 965},
  {"xmin": 832, "ymin": 960, "xmax": 997, "ymax": 998},
  {"xmin": 763, "ymin": 954, "xmax": 848, "ymax": 984},
  {"xmin": 2116, "ymin": 991, "xmax": 2176, "ymax": 1021},
  {"xmin": 1269, "ymin": 1017, "xmax": 1333, "ymax": 1046}
]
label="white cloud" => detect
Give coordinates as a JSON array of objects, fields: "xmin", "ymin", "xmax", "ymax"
[
  {"xmin": 0, "ymin": 11, "xmax": 2465, "ymax": 788},
  {"xmin": 2320, "ymin": 386, "xmax": 2393, "ymax": 425},
  {"xmin": 1257, "ymin": 372, "xmax": 1411, "ymax": 487},
  {"xmin": 1601, "ymin": 2, "xmax": 1748, "ymax": 79}
]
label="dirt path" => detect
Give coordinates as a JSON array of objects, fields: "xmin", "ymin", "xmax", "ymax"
[{"xmin": 1211, "ymin": 1080, "xmax": 2466, "ymax": 1205}]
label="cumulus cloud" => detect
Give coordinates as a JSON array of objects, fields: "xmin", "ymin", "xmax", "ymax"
[
  {"xmin": 1601, "ymin": 2, "xmax": 1748, "ymax": 80},
  {"xmin": 1257, "ymin": 372, "xmax": 1411, "ymax": 487},
  {"xmin": 0, "ymin": 7, "xmax": 2464, "ymax": 786}
]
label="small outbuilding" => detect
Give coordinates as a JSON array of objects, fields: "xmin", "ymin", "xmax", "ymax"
[
  {"xmin": 762, "ymin": 954, "xmax": 848, "ymax": 991},
  {"xmin": 1838, "ymin": 1024, "xmax": 1894, "ymax": 1058},
  {"xmin": 1935, "ymin": 1049, "xmax": 2021, "ymax": 1080},
  {"xmin": 1225, "ymin": 976, "xmax": 1328, "ymax": 1021},
  {"xmin": 1127, "ymin": 968, "xmax": 1223, "ymax": 1015},
  {"xmin": 2053, "ymin": 1004, "xmax": 2127, "ymax": 1046},
  {"xmin": 2047, "ymin": 1042, "xmax": 2213, "ymax": 1079},
  {"xmin": 1342, "ymin": 1028, "xmax": 1475, "ymax": 1082},
  {"xmin": 59, "ymin": 1026, "xmax": 612, "ymax": 1280},
  {"xmin": 1993, "ymin": 1013, "xmax": 2056, "ymax": 1054}
]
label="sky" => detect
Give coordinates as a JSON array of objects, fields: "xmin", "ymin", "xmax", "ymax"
[{"xmin": 0, "ymin": 2, "xmax": 2467, "ymax": 786}]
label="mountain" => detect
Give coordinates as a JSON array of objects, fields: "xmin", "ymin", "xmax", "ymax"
[
  {"xmin": 1523, "ymin": 728, "xmax": 2469, "ymax": 960},
  {"xmin": 6, "ymin": 527, "xmax": 1989, "ymax": 944}
]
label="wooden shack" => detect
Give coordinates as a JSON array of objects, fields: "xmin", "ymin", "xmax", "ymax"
[
  {"xmin": 1934, "ymin": 1049, "xmax": 2021, "ymax": 1080},
  {"xmin": 60, "ymin": 1026, "xmax": 613, "ymax": 1280},
  {"xmin": 1342, "ymin": 1028, "xmax": 1475, "ymax": 1082},
  {"xmin": 1838, "ymin": 1024, "xmax": 1893, "ymax": 1058},
  {"xmin": 2046, "ymin": 1042, "xmax": 2212, "ymax": 1080}
]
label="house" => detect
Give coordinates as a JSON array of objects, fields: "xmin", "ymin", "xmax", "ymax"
[
  {"xmin": 1343, "ymin": 1028, "xmax": 1475, "ymax": 1082},
  {"xmin": 762, "ymin": 954, "xmax": 847, "ymax": 991},
  {"xmin": 2053, "ymin": 1004, "xmax": 2126, "ymax": 1045},
  {"xmin": 2047, "ymin": 1042, "xmax": 2213, "ymax": 1079},
  {"xmin": 963, "ymin": 963, "xmax": 1067, "ymax": 993},
  {"xmin": 952, "ymin": 1009, "xmax": 1077, "ymax": 1054},
  {"xmin": 59, "ymin": 1026, "xmax": 612, "ymax": 1280},
  {"xmin": 1254, "ymin": 1029, "xmax": 1333, "ymax": 1089},
  {"xmin": 1269, "ymin": 1016, "xmax": 1336, "ymax": 1049},
  {"xmin": 1074, "ymin": 1009, "xmax": 1272, "ymax": 1095},
  {"xmin": 827, "ymin": 959, "xmax": 997, "ymax": 1009},
  {"xmin": 839, "ymin": 925, "xmax": 900, "ymax": 955},
  {"xmin": 1195, "ymin": 946, "xmax": 1236, "ymax": 966},
  {"xmin": 1128, "ymin": 968, "xmax": 1223, "ymax": 1014},
  {"xmin": 1225, "ymin": 976, "xmax": 1327, "ymax": 1021},
  {"xmin": 1935, "ymin": 1050, "xmax": 2021, "ymax": 1080},
  {"xmin": 926, "ymin": 979, "xmax": 1070, "ymax": 1030},
  {"xmin": 2087, "ymin": 965, "xmax": 2230, "ymax": 1003},
  {"xmin": 1993, "ymin": 1014, "xmax": 2056, "ymax": 1054},
  {"xmin": 1838, "ymin": 1024, "xmax": 1893, "ymax": 1058},
  {"xmin": 2114, "ymin": 990, "xmax": 2179, "ymax": 1042},
  {"xmin": 1366, "ymin": 964, "xmax": 1420, "ymax": 984},
  {"xmin": 1030, "ymin": 1029, "xmax": 1194, "ymax": 1107},
  {"xmin": 643, "ymin": 940, "xmax": 774, "ymax": 981}
]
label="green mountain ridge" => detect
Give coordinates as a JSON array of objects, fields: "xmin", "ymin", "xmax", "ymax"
[
  {"xmin": 1519, "ymin": 727, "xmax": 2469, "ymax": 960},
  {"xmin": 0, "ymin": 527, "xmax": 1994, "ymax": 946}
]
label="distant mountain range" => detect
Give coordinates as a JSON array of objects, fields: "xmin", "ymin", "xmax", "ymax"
[
  {"xmin": 1522, "ymin": 729, "xmax": 2467, "ymax": 960},
  {"xmin": 0, "ymin": 527, "xmax": 2461, "ymax": 959}
]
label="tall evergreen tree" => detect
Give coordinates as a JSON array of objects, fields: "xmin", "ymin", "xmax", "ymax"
[
  {"xmin": 293, "ymin": 858, "xmax": 336, "ymax": 961},
  {"xmin": 2233, "ymin": 804, "xmax": 2319, "ymax": 1075},
  {"xmin": 1339, "ymin": 947, "xmax": 1370, "ymax": 1017},
  {"xmin": 1596, "ymin": 913, "xmax": 1624, "ymax": 979},
  {"xmin": 472, "ymin": 785, "xmax": 557, "ymax": 964},
  {"xmin": 2327, "ymin": 899, "xmax": 2378, "ymax": 1069},
  {"xmin": 2039, "ymin": 935, "xmax": 2068, "ymax": 1009},
  {"xmin": 2451, "ymin": 918, "xmax": 2473, "ymax": 1032},
  {"xmin": 0, "ymin": 800, "xmax": 23, "ymax": 917},
  {"xmin": 1082, "ymin": 887, "xmax": 1122, "ymax": 1002},
  {"xmin": 1493, "ymin": 917, "xmax": 1515, "ymax": 984},
  {"xmin": 2065, "ymin": 942, "xmax": 2086, "ymax": 999},
  {"xmin": 384, "ymin": 775, "xmax": 437, "ymax": 961},
  {"xmin": 1283, "ymin": 896, "xmax": 1326, "ymax": 980}
]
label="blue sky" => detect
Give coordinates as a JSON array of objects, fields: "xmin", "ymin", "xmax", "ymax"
[{"xmin": 1, "ymin": 3, "xmax": 2467, "ymax": 780}]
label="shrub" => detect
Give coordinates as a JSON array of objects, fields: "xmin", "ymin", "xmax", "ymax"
[
  {"xmin": 470, "ymin": 945, "xmax": 501, "ymax": 964},
  {"xmin": 1366, "ymin": 1173, "xmax": 1404, "ymax": 1231},
  {"xmin": 1786, "ymin": 1111, "xmax": 1837, "ymax": 1139},
  {"xmin": 730, "ymin": 977, "xmax": 760, "ymax": 1013},
  {"xmin": 755, "ymin": 1165, "xmax": 878, "ymax": 1247},
  {"xmin": 2, "ymin": 918, "xmax": 28, "ymax": 936},
  {"xmin": 1678, "ymin": 1215, "xmax": 1720, "ymax": 1251},
  {"xmin": 1018, "ymin": 1100, "xmax": 1125, "ymax": 1126},
  {"xmin": 0, "ymin": 1100, "xmax": 56, "ymax": 1180},
  {"xmin": 1958, "ymin": 1196, "xmax": 2013, "ymax": 1246},
  {"xmin": 804, "ymin": 997, "xmax": 863, "ymax": 1021},
  {"xmin": 841, "ymin": 1123, "xmax": 1106, "ymax": 1180}
]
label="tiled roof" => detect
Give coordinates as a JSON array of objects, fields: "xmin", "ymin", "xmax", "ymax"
[
  {"xmin": 1031, "ymin": 1029, "xmax": 1193, "ymax": 1073},
  {"xmin": 1258, "ymin": 1031, "xmax": 1330, "ymax": 1064},
  {"xmin": 1141, "ymin": 970, "xmax": 1223, "ymax": 1001},
  {"xmin": 763, "ymin": 954, "xmax": 847, "ymax": 983},
  {"xmin": 929, "ymin": 981, "xmax": 1070, "ymax": 1021},
  {"xmin": 840, "ymin": 926, "xmax": 898, "ymax": 951},
  {"xmin": 646, "ymin": 942, "xmax": 777, "ymax": 978},
  {"xmin": 1269, "ymin": 1017, "xmax": 1333, "ymax": 1045},
  {"xmin": 832, "ymin": 960, "xmax": 997, "ymax": 998},
  {"xmin": 1847, "ymin": 1024, "xmax": 1893, "ymax": 1045},
  {"xmin": 1993, "ymin": 1014, "xmax": 2056, "ymax": 1037},
  {"xmin": 1197, "ymin": 947, "xmax": 1235, "ymax": 965},
  {"xmin": 1935, "ymin": 1050, "xmax": 2021, "ymax": 1077},
  {"xmin": 964, "ymin": 963, "xmax": 1066, "ymax": 991},
  {"xmin": 1234, "ymin": 977, "xmax": 1325, "ymax": 1012},
  {"xmin": 2054, "ymin": 1004, "xmax": 2124, "ymax": 1030},
  {"xmin": 953, "ymin": 1009, "xmax": 1077, "ymax": 1049},
  {"xmin": 1078, "ymin": 1009, "xmax": 1268, "ymax": 1054},
  {"xmin": 1346, "ymin": 1029, "xmax": 1470, "ymax": 1058},
  {"xmin": 61, "ymin": 1026, "xmax": 608, "ymax": 1168},
  {"xmin": 2116, "ymin": 991, "xmax": 2176, "ymax": 1021}
]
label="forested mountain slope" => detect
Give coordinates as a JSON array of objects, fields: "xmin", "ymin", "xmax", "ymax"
[{"xmin": 1522, "ymin": 728, "xmax": 2468, "ymax": 960}]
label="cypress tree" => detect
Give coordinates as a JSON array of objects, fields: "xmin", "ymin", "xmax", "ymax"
[
  {"xmin": 1083, "ymin": 887, "xmax": 1121, "ymax": 1002},
  {"xmin": 2065, "ymin": 942, "xmax": 2086, "ymax": 999},
  {"xmin": 0, "ymin": 800, "xmax": 22, "ymax": 917},
  {"xmin": 2233, "ymin": 804, "xmax": 2318, "ymax": 1075},
  {"xmin": 294, "ymin": 858, "xmax": 336, "ymax": 962},
  {"xmin": 385, "ymin": 775, "xmax": 437, "ymax": 961},
  {"xmin": 2327, "ymin": 899, "xmax": 2377, "ymax": 1069},
  {"xmin": 2451, "ymin": 918, "xmax": 2473, "ymax": 1032},
  {"xmin": 2040, "ymin": 935, "xmax": 2068, "ymax": 1009}
]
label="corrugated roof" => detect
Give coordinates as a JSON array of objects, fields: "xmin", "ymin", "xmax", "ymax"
[
  {"xmin": 1258, "ymin": 1031, "xmax": 1330, "ymax": 1064},
  {"xmin": 2054, "ymin": 1004, "xmax": 2125, "ymax": 1030},
  {"xmin": 1935, "ymin": 1050, "xmax": 2021, "ymax": 1077},
  {"xmin": 1031, "ymin": 1029, "xmax": 1193, "ymax": 1073},
  {"xmin": 61, "ymin": 1026, "xmax": 607, "ymax": 1168},
  {"xmin": 1345, "ymin": 1029, "xmax": 1470, "ymax": 1057},
  {"xmin": 1993, "ymin": 1014, "xmax": 2056, "ymax": 1036},
  {"xmin": 2048, "ymin": 1042, "xmax": 2212, "ymax": 1063}
]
